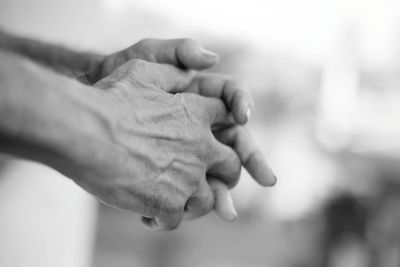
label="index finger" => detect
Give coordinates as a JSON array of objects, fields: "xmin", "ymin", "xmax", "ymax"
[
  {"xmin": 198, "ymin": 96, "xmax": 235, "ymax": 126},
  {"xmin": 179, "ymin": 74, "xmax": 254, "ymax": 125},
  {"xmin": 213, "ymin": 125, "xmax": 277, "ymax": 186}
]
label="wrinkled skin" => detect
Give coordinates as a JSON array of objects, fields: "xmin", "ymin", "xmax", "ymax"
[
  {"xmin": 86, "ymin": 38, "xmax": 254, "ymax": 125},
  {"xmin": 72, "ymin": 59, "xmax": 242, "ymax": 230},
  {"xmin": 80, "ymin": 39, "xmax": 276, "ymax": 229}
]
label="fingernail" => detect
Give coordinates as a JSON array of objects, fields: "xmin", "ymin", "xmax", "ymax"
[
  {"xmin": 227, "ymin": 195, "xmax": 238, "ymax": 222},
  {"xmin": 270, "ymin": 175, "xmax": 278, "ymax": 186},
  {"xmin": 231, "ymin": 208, "xmax": 238, "ymax": 222},
  {"xmin": 200, "ymin": 49, "xmax": 219, "ymax": 61},
  {"xmin": 265, "ymin": 170, "xmax": 277, "ymax": 186},
  {"xmin": 250, "ymin": 153, "xmax": 277, "ymax": 187},
  {"xmin": 245, "ymin": 107, "xmax": 251, "ymax": 123}
]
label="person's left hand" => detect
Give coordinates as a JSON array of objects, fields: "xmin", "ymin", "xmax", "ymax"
[{"xmin": 85, "ymin": 38, "xmax": 254, "ymax": 125}]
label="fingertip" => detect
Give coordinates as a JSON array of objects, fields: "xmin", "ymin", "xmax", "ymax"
[
  {"xmin": 236, "ymin": 106, "xmax": 251, "ymax": 125},
  {"xmin": 193, "ymin": 49, "xmax": 219, "ymax": 70},
  {"xmin": 200, "ymin": 49, "xmax": 219, "ymax": 63},
  {"xmin": 229, "ymin": 203, "xmax": 238, "ymax": 222},
  {"xmin": 224, "ymin": 192, "xmax": 238, "ymax": 222},
  {"xmin": 215, "ymin": 207, "xmax": 237, "ymax": 223},
  {"xmin": 246, "ymin": 153, "xmax": 277, "ymax": 187},
  {"xmin": 213, "ymin": 186, "xmax": 238, "ymax": 222},
  {"xmin": 178, "ymin": 41, "xmax": 219, "ymax": 70},
  {"xmin": 270, "ymin": 175, "xmax": 278, "ymax": 186},
  {"xmin": 232, "ymin": 94, "xmax": 253, "ymax": 125}
]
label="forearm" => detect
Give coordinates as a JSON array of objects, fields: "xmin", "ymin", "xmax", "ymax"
[
  {"xmin": 0, "ymin": 51, "xmax": 108, "ymax": 177},
  {"xmin": 0, "ymin": 29, "xmax": 104, "ymax": 80}
]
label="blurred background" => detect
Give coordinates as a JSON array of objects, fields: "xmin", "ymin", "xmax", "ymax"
[{"xmin": 1, "ymin": 0, "xmax": 400, "ymax": 266}]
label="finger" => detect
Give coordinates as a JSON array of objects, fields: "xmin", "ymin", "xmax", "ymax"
[
  {"xmin": 133, "ymin": 38, "xmax": 219, "ymax": 70},
  {"xmin": 184, "ymin": 180, "xmax": 214, "ymax": 220},
  {"xmin": 214, "ymin": 126, "xmax": 277, "ymax": 186},
  {"xmin": 125, "ymin": 59, "xmax": 195, "ymax": 93},
  {"xmin": 122, "ymin": 59, "xmax": 253, "ymax": 127},
  {"xmin": 208, "ymin": 178, "xmax": 237, "ymax": 222},
  {"xmin": 125, "ymin": 39, "xmax": 218, "ymax": 70},
  {"xmin": 184, "ymin": 74, "xmax": 254, "ymax": 125},
  {"xmin": 140, "ymin": 186, "xmax": 185, "ymax": 231},
  {"xmin": 199, "ymin": 97, "xmax": 235, "ymax": 126},
  {"xmin": 207, "ymin": 140, "xmax": 241, "ymax": 188}
]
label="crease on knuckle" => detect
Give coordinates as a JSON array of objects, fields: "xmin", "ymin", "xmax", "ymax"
[{"xmin": 160, "ymin": 198, "xmax": 183, "ymax": 218}]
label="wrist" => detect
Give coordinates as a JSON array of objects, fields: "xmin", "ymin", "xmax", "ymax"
[
  {"xmin": 39, "ymin": 85, "xmax": 113, "ymax": 179},
  {"xmin": 0, "ymin": 52, "xmax": 111, "ymax": 177}
]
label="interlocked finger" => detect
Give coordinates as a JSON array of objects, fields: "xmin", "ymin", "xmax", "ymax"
[
  {"xmin": 206, "ymin": 138, "xmax": 241, "ymax": 188},
  {"xmin": 214, "ymin": 125, "xmax": 276, "ymax": 186}
]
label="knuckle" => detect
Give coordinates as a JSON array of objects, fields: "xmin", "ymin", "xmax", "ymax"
[
  {"xmin": 221, "ymin": 154, "xmax": 242, "ymax": 188},
  {"xmin": 186, "ymin": 196, "xmax": 213, "ymax": 216},
  {"xmin": 175, "ymin": 91, "xmax": 195, "ymax": 103},
  {"xmin": 192, "ymin": 173, "xmax": 206, "ymax": 189},
  {"xmin": 128, "ymin": 58, "xmax": 147, "ymax": 67},
  {"xmin": 187, "ymin": 172, "xmax": 203, "ymax": 190},
  {"xmin": 204, "ymin": 137, "xmax": 217, "ymax": 156},
  {"xmin": 196, "ymin": 137, "xmax": 217, "ymax": 164},
  {"xmin": 174, "ymin": 93, "xmax": 202, "ymax": 117},
  {"xmin": 164, "ymin": 221, "xmax": 180, "ymax": 231},
  {"xmin": 197, "ymin": 205, "xmax": 213, "ymax": 216},
  {"xmin": 126, "ymin": 59, "xmax": 159, "ymax": 76},
  {"xmin": 186, "ymin": 184, "xmax": 214, "ymax": 212},
  {"xmin": 197, "ymin": 195, "xmax": 214, "ymax": 213},
  {"xmin": 136, "ymin": 38, "xmax": 155, "ymax": 48},
  {"xmin": 160, "ymin": 198, "xmax": 184, "ymax": 216},
  {"xmin": 131, "ymin": 39, "xmax": 159, "ymax": 62}
]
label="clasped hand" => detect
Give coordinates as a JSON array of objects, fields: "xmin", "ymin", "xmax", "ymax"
[{"xmin": 71, "ymin": 39, "xmax": 276, "ymax": 230}]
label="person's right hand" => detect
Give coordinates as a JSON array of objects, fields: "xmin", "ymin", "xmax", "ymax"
[
  {"xmin": 67, "ymin": 59, "xmax": 274, "ymax": 230},
  {"xmin": 69, "ymin": 59, "xmax": 239, "ymax": 230}
]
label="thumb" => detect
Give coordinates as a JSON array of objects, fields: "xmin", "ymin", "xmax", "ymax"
[
  {"xmin": 173, "ymin": 39, "xmax": 220, "ymax": 70},
  {"xmin": 129, "ymin": 38, "xmax": 219, "ymax": 70}
]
